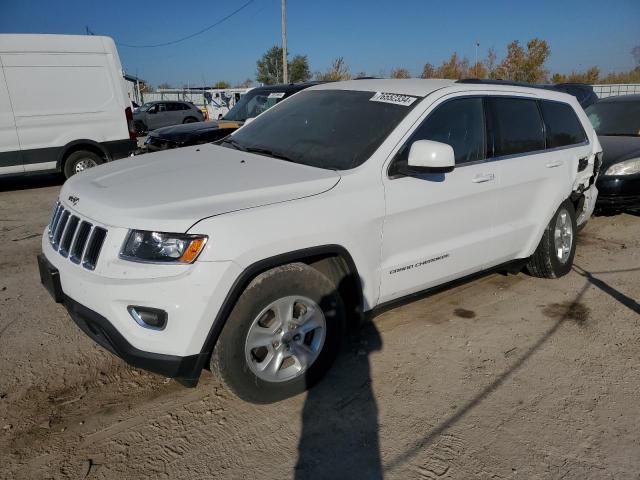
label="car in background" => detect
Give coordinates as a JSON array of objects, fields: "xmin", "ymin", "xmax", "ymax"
[
  {"xmin": 133, "ymin": 101, "xmax": 204, "ymax": 134},
  {"xmin": 457, "ymin": 79, "xmax": 598, "ymax": 108},
  {"xmin": 585, "ymin": 94, "xmax": 640, "ymax": 210},
  {"xmin": 143, "ymin": 82, "xmax": 323, "ymax": 152},
  {"xmin": 547, "ymin": 83, "xmax": 598, "ymax": 109}
]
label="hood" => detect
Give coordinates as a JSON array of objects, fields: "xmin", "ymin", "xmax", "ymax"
[
  {"xmin": 61, "ymin": 144, "xmax": 341, "ymax": 232},
  {"xmin": 152, "ymin": 120, "xmax": 242, "ymax": 143},
  {"xmin": 598, "ymin": 135, "xmax": 640, "ymax": 168}
]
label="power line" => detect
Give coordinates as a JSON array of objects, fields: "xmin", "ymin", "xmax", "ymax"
[{"xmin": 118, "ymin": 0, "xmax": 256, "ymax": 48}]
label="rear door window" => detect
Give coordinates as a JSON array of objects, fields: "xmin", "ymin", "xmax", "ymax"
[
  {"xmin": 489, "ymin": 97, "xmax": 545, "ymax": 156},
  {"xmin": 540, "ymin": 101, "xmax": 587, "ymax": 147}
]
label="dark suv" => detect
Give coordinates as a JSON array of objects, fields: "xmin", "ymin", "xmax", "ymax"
[
  {"xmin": 144, "ymin": 82, "xmax": 323, "ymax": 152},
  {"xmin": 133, "ymin": 101, "xmax": 204, "ymax": 134}
]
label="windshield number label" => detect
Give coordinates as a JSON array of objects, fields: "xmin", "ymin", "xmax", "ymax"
[
  {"xmin": 370, "ymin": 92, "xmax": 417, "ymax": 106},
  {"xmin": 268, "ymin": 92, "xmax": 286, "ymax": 99}
]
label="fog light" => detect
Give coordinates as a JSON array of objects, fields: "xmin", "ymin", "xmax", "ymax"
[{"xmin": 128, "ymin": 306, "xmax": 167, "ymax": 330}]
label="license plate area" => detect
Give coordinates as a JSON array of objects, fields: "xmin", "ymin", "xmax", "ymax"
[{"xmin": 37, "ymin": 254, "xmax": 64, "ymax": 303}]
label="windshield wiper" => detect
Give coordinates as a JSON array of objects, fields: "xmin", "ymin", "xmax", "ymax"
[
  {"xmin": 220, "ymin": 137, "xmax": 247, "ymax": 151},
  {"xmin": 599, "ymin": 133, "xmax": 640, "ymax": 137},
  {"xmin": 245, "ymin": 147, "xmax": 296, "ymax": 163}
]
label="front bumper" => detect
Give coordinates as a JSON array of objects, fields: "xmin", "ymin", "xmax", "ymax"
[
  {"xmin": 40, "ymin": 232, "xmax": 242, "ymax": 384},
  {"xmin": 596, "ymin": 175, "xmax": 640, "ymax": 209}
]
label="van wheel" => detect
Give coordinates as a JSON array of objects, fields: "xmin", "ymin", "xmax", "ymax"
[
  {"xmin": 526, "ymin": 200, "xmax": 577, "ymax": 279},
  {"xmin": 63, "ymin": 150, "xmax": 103, "ymax": 178},
  {"xmin": 183, "ymin": 117, "xmax": 198, "ymax": 124},
  {"xmin": 210, "ymin": 263, "xmax": 345, "ymax": 404}
]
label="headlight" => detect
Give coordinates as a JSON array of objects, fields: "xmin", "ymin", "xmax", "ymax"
[
  {"xmin": 120, "ymin": 230, "xmax": 207, "ymax": 264},
  {"xmin": 605, "ymin": 157, "xmax": 640, "ymax": 176}
]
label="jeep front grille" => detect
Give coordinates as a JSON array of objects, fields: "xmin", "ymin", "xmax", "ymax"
[{"xmin": 48, "ymin": 202, "xmax": 108, "ymax": 271}]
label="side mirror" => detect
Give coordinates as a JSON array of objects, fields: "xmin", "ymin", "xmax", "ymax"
[
  {"xmin": 148, "ymin": 107, "xmax": 157, "ymax": 114},
  {"xmin": 243, "ymin": 117, "xmax": 255, "ymax": 125},
  {"xmin": 406, "ymin": 140, "xmax": 455, "ymax": 173}
]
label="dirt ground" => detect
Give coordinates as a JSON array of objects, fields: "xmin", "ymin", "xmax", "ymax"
[{"xmin": 1, "ymin": 173, "xmax": 639, "ymax": 480}]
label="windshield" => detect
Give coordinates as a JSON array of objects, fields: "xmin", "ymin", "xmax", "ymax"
[
  {"xmin": 222, "ymin": 89, "xmax": 286, "ymax": 121},
  {"xmin": 586, "ymin": 101, "xmax": 640, "ymax": 136},
  {"xmin": 222, "ymin": 90, "xmax": 419, "ymax": 170},
  {"xmin": 138, "ymin": 103, "xmax": 154, "ymax": 112}
]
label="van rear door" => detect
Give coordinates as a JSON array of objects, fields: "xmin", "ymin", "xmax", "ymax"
[{"xmin": 0, "ymin": 59, "xmax": 22, "ymax": 175}]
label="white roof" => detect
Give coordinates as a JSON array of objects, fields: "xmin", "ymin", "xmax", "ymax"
[
  {"xmin": 311, "ymin": 79, "xmax": 455, "ymax": 97},
  {"xmin": 309, "ymin": 78, "xmax": 579, "ymax": 104},
  {"xmin": 0, "ymin": 34, "xmax": 116, "ymax": 54}
]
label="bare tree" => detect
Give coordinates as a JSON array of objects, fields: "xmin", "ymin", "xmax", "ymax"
[
  {"xmin": 391, "ymin": 68, "xmax": 411, "ymax": 79},
  {"xmin": 316, "ymin": 57, "xmax": 351, "ymax": 81}
]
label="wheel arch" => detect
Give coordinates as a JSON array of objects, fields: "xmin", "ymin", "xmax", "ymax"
[
  {"xmin": 195, "ymin": 245, "xmax": 364, "ymax": 376},
  {"xmin": 56, "ymin": 140, "xmax": 110, "ymax": 171}
]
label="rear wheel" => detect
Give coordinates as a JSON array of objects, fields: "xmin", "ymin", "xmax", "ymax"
[
  {"xmin": 183, "ymin": 116, "xmax": 198, "ymax": 124},
  {"xmin": 526, "ymin": 200, "xmax": 577, "ymax": 278},
  {"xmin": 210, "ymin": 263, "xmax": 344, "ymax": 403},
  {"xmin": 63, "ymin": 150, "xmax": 103, "ymax": 178}
]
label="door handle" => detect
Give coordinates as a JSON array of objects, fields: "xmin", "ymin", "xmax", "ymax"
[
  {"xmin": 546, "ymin": 160, "xmax": 564, "ymax": 168},
  {"xmin": 472, "ymin": 173, "xmax": 495, "ymax": 183}
]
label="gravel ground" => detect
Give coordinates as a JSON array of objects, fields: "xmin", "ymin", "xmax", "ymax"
[{"xmin": 0, "ymin": 173, "xmax": 639, "ymax": 480}]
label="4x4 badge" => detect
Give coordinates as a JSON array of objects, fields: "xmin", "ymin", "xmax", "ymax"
[{"xmin": 68, "ymin": 195, "xmax": 79, "ymax": 206}]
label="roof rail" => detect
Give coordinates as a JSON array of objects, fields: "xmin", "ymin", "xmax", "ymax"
[{"xmin": 456, "ymin": 78, "xmax": 542, "ymax": 88}]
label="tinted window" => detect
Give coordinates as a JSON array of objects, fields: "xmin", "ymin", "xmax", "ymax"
[
  {"xmin": 158, "ymin": 103, "xmax": 167, "ymax": 112},
  {"xmin": 224, "ymin": 90, "xmax": 417, "ymax": 170},
  {"xmin": 585, "ymin": 101, "xmax": 640, "ymax": 136},
  {"xmin": 391, "ymin": 97, "xmax": 486, "ymax": 175},
  {"xmin": 540, "ymin": 101, "xmax": 586, "ymax": 147},
  {"xmin": 490, "ymin": 98, "xmax": 545, "ymax": 156}
]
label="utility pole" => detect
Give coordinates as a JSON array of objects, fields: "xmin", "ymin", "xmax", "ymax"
[
  {"xmin": 281, "ymin": 0, "xmax": 288, "ymax": 83},
  {"xmin": 475, "ymin": 41, "xmax": 480, "ymax": 78}
]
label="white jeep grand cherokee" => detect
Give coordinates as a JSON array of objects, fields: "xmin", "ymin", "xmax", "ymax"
[{"xmin": 38, "ymin": 79, "xmax": 600, "ymax": 403}]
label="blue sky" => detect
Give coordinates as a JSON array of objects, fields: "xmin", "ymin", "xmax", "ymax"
[{"xmin": 1, "ymin": 0, "xmax": 638, "ymax": 86}]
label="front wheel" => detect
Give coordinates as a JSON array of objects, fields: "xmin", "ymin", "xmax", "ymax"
[
  {"xmin": 526, "ymin": 200, "xmax": 577, "ymax": 278},
  {"xmin": 210, "ymin": 263, "xmax": 345, "ymax": 403},
  {"xmin": 63, "ymin": 150, "xmax": 103, "ymax": 178}
]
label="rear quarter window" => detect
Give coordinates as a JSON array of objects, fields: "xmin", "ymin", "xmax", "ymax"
[
  {"xmin": 540, "ymin": 100, "xmax": 587, "ymax": 147},
  {"xmin": 489, "ymin": 97, "xmax": 545, "ymax": 156}
]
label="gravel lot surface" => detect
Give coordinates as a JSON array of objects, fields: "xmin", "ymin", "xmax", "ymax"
[{"xmin": 0, "ymin": 173, "xmax": 639, "ymax": 479}]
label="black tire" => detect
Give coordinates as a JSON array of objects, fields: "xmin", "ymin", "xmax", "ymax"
[
  {"xmin": 183, "ymin": 116, "xmax": 198, "ymax": 124},
  {"xmin": 63, "ymin": 150, "xmax": 103, "ymax": 178},
  {"xmin": 526, "ymin": 200, "xmax": 577, "ymax": 279},
  {"xmin": 210, "ymin": 263, "xmax": 345, "ymax": 404},
  {"xmin": 134, "ymin": 120, "xmax": 147, "ymax": 135}
]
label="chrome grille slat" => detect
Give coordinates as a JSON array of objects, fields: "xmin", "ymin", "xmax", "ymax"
[
  {"xmin": 52, "ymin": 210, "xmax": 70, "ymax": 249},
  {"xmin": 70, "ymin": 221, "xmax": 92, "ymax": 264},
  {"xmin": 59, "ymin": 216, "xmax": 79, "ymax": 257},
  {"xmin": 82, "ymin": 227, "xmax": 107, "ymax": 271},
  {"xmin": 48, "ymin": 200, "xmax": 108, "ymax": 270}
]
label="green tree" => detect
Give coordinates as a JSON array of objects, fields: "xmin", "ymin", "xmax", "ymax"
[
  {"xmin": 391, "ymin": 68, "xmax": 411, "ymax": 79},
  {"xmin": 316, "ymin": 57, "xmax": 351, "ymax": 81},
  {"xmin": 256, "ymin": 46, "xmax": 284, "ymax": 84},
  {"xmin": 256, "ymin": 47, "xmax": 311, "ymax": 84},
  {"xmin": 289, "ymin": 55, "xmax": 311, "ymax": 82},
  {"xmin": 213, "ymin": 81, "xmax": 231, "ymax": 89}
]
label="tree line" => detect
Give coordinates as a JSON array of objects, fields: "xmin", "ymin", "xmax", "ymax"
[{"xmin": 151, "ymin": 40, "xmax": 640, "ymax": 89}]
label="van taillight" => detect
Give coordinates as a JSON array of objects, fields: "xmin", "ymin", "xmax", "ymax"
[{"xmin": 125, "ymin": 106, "xmax": 136, "ymax": 140}]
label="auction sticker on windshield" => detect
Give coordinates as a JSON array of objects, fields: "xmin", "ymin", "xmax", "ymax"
[
  {"xmin": 268, "ymin": 92, "xmax": 286, "ymax": 99},
  {"xmin": 370, "ymin": 92, "xmax": 418, "ymax": 106}
]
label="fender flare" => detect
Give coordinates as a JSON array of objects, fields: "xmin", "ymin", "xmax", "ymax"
[
  {"xmin": 55, "ymin": 139, "xmax": 111, "ymax": 170},
  {"xmin": 188, "ymin": 245, "xmax": 363, "ymax": 384}
]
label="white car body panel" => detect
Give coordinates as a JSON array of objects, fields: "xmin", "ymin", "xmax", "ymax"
[
  {"xmin": 0, "ymin": 34, "xmax": 132, "ymax": 175},
  {"xmin": 41, "ymin": 79, "xmax": 601, "ymax": 361}
]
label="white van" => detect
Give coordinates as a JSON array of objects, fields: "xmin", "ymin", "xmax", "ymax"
[{"xmin": 0, "ymin": 34, "xmax": 137, "ymax": 178}]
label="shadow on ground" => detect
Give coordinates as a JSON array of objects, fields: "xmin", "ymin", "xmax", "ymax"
[{"xmin": 0, "ymin": 173, "xmax": 63, "ymax": 192}]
